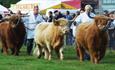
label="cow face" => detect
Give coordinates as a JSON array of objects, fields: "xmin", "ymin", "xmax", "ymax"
[
  {"xmin": 9, "ymin": 15, "xmax": 22, "ymax": 28},
  {"xmin": 53, "ymin": 18, "xmax": 69, "ymax": 34},
  {"xmin": 94, "ymin": 15, "xmax": 111, "ymax": 30},
  {"xmin": 59, "ymin": 25, "xmax": 69, "ymax": 34}
]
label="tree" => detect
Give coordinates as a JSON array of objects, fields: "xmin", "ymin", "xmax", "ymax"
[{"xmin": 0, "ymin": 0, "xmax": 20, "ymax": 8}]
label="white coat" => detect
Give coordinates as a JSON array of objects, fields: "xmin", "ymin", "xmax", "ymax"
[
  {"xmin": 75, "ymin": 12, "xmax": 95, "ymax": 24},
  {"xmin": 25, "ymin": 12, "xmax": 44, "ymax": 39},
  {"xmin": 72, "ymin": 12, "xmax": 95, "ymax": 37}
]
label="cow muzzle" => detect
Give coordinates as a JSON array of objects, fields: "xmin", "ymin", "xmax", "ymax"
[
  {"xmin": 62, "ymin": 26, "xmax": 69, "ymax": 34},
  {"xmin": 98, "ymin": 19, "xmax": 114, "ymax": 32}
]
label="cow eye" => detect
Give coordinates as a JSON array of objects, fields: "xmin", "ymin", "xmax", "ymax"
[{"xmin": 60, "ymin": 25, "xmax": 64, "ymax": 27}]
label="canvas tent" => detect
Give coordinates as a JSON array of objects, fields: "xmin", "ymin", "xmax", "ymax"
[
  {"xmin": 39, "ymin": 0, "xmax": 80, "ymax": 14},
  {"xmin": 0, "ymin": 4, "xmax": 9, "ymax": 15},
  {"xmin": 9, "ymin": 0, "xmax": 38, "ymax": 13},
  {"xmin": 9, "ymin": 0, "xmax": 80, "ymax": 14}
]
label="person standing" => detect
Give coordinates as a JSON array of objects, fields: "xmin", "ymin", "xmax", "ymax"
[
  {"xmin": 54, "ymin": 10, "xmax": 65, "ymax": 20},
  {"xmin": 26, "ymin": 5, "xmax": 44, "ymax": 55},
  {"xmin": 75, "ymin": 5, "xmax": 95, "ymax": 24},
  {"xmin": 47, "ymin": 11, "xmax": 53, "ymax": 22},
  {"xmin": 65, "ymin": 11, "xmax": 73, "ymax": 45},
  {"xmin": 108, "ymin": 11, "xmax": 115, "ymax": 51}
]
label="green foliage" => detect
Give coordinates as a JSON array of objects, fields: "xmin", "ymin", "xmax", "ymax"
[
  {"xmin": 0, "ymin": 0, "xmax": 20, "ymax": 8},
  {"xmin": 0, "ymin": 46, "xmax": 115, "ymax": 70}
]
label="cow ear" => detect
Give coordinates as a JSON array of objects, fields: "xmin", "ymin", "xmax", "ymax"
[
  {"xmin": 94, "ymin": 16, "xmax": 103, "ymax": 25},
  {"xmin": 53, "ymin": 19, "xmax": 59, "ymax": 25}
]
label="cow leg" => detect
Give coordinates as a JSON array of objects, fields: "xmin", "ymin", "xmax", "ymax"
[
  {"xmin": 33, "ymin": 44, "xmax": 42, "ymax": 58},
  {"xmin": 11, "ymin": 48, "xmax": 15, "ymax": 55},
  {"xmin": 93, "ymin": 52, "xmax": 99, "ymax": 64},
  {"xmin": 55, "ymin": 47, "xmax": 64, "ymax": 60},
  {"xmin": 16, "ymin": 42, "xmax": 24, "ymax": 56},
  {"xmin": 59, "ymin": 47, "xmax": 64, "ymax": 60},
  {"xmin": 3, "ymin": 46, "xmax": 8, "ymax": 55},
  {"xmin": 55, "ymin": 48, "xmax": 60, "ymax": 59},
  {"xmin": 77, "ymin": 41, "xmax": 85, "ymax": 62},
  {"xmin": 44, "ymin": 48, "xmax": 49, "ymax": 60},
  {"xmin": 2, "ymin": 42, "xmax": 8, "ymax": 55},
  {"xmin": 88, "ymin": 48, "xmax": 94, "ymax": 63},
  {"xmin": 46, "ymin": 43, "xmax": 52, "ymax": 60},
  {"xmin": 47, "ymin": 47, "xmax": 52, "ymax": 60},
  {"xmin": 33, "ymin": 46, "xmax": 38, "ymax": 57},
  {"xmin": 99, "ymin": 47, "xmax": 106, "ymax": 61},
  {"xmin": 78, "ymin": 47, "xmax": 85, "ymax": 62},
  {"xmin": 76, "ymin": 47, "xmax": 80, "ymax": 58},
  {"xmin": 16, "ymin": 48, "xmax": 20, "ymax": 56},
  {"xmin": 89, "ymin": 49, "xmax": 99, "ymax": 64},
  {"xmin": 90, "ymin": 54, "xmax": 94, "ymax": 63},
  {"xmin": 99, "ymin": 33, "xmax": 108, "ymax": 61},
  {"xmin": 1, "ymin": 48, "xmax": 3, "ymax": 53},
  {"xmin": 13, "ymin": 47, "xmax": 19, "ymax": 56}
]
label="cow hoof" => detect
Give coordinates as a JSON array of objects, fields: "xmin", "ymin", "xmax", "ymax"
[
  {"xmin": 48, "ymin": 58, "xmax": 51, "ymax": 61},
  {"xmin": 60, "ymin": 56, "xmax": 64, "ymax": 60},
  {"xmin": 1, "ymin": 49, "xmax": 3, "ymax": 53},
  {"xmin": 60, "ymin": 58, "xmax": 63, "ymax": 61},
  {"xmin": 14, "ymin": 53, "xmax": 19, "ymax": 56},
  {"xmin": 37, "ymin": 55, "xmax": 41, "ymax": 59},
  {"xmin": 44, "ymin": 56, "xmax": 48, "ymax": 60},
  {"xmin": 80, "ymin": 59, "xmax": 83, "ymax": 62}
]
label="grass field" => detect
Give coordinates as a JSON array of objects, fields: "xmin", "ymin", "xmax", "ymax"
[{"xmin": 0, "ymin": 46, "xmax": 115, "ymax": 70}]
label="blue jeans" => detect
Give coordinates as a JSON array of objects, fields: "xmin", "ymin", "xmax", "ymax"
[{"xmin": 66, "ymin": 29, "xmax": 73, "ymax": 45}]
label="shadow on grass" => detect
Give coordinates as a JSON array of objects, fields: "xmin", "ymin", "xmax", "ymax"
[
  {"xmin": 101, "ymin": 54, "xmax": 115, "ymax": 64},
  {"xmin": 64, "ymin": 56, "xmax": 77, "ymax": 60},
  {"xmin": 92, "ymin": 51, "xmax": 115, "ymax": 64}
]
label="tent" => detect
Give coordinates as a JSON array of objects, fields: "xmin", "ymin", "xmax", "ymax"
[
  {"xmin": 9, "ymin": 0, "xmax": 80, "ymax": 14},
  {"xmin": 9, "ymin": 0, "xmax": 38, "ymax": 13},
  {"xmin": 0, "ymin": 4, "xmax": 9, "ymax": 15},
  {"xmin": 39, "ymin": 0, "xmax": 80, "ymax": 14}
]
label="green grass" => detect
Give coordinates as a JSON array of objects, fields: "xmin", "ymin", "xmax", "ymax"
[{"xmin": 0, "ymin": 46, "xmax": 115, "ymax": 70}]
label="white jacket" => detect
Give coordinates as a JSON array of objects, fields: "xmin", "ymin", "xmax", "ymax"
[
  {"xmin": 72, "ymin": 12, "xmax": 95, "ymax": 37},
  {"xmin": 25, "ymin": 12, "xmax": 44, "ymax": 39},
  {"xmin": 75, "ymin": 12, "xmax": 95, "ymax": 24}
]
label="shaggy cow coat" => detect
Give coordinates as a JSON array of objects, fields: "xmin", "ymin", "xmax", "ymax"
[
  {"xmin": 0, "ymin": 15, "xmax": 26, "ymax": 55},
  {"xmin": 33, "ymin": 18, "xmax": 68, "ymax": 60},
  {"xmin": 75, "ymin": 15, "xmax": 111, "ymax": 64}
]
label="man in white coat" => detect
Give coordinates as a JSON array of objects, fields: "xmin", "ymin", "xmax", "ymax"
[
  {"xmin": 26, "ymin": 5, "xmax": 44, "ymax": 55},
  {"xmin": 72, "ymin": 5, "xmax": 95, "ymax": 38}
]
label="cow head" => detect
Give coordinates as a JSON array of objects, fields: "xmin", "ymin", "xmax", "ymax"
[
  {"xmin": 94, "ymin": 15, "xmax": 112, "ymax": 31},
  {"xmin": 9, "ymin": 15, "xmax": 22, "ymax": 28},
  {"xmin": 53, "ymin": 18, "xmax": 69, "ymax": 34}
]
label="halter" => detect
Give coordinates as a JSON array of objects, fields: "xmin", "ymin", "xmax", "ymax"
[
  {"xmin": 15, "ymin": 17, "xmax": 21, "ymax": 26},
  {"xmin": 87, "ymin": 12, "xmax": 94, "ymax": 19}
]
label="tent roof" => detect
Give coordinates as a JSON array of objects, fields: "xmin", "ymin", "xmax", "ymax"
[
  {"xmin": 0, "ymin": 4, "xmax": 9, "ymax": 14},
  {"xmin": 0, "ymin": 4, "xmax": 8, "ymax": 12},
  {"xmin": 9, "ymin": 0, "xmax": 80, "ymax": 14},
  {"xmin": 17, "ymin": 0, "xmax": 38, "ymax": 4},
  {"xmin": 9, "ymin": 0, "xmax": 38, "ymax": 13}
]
